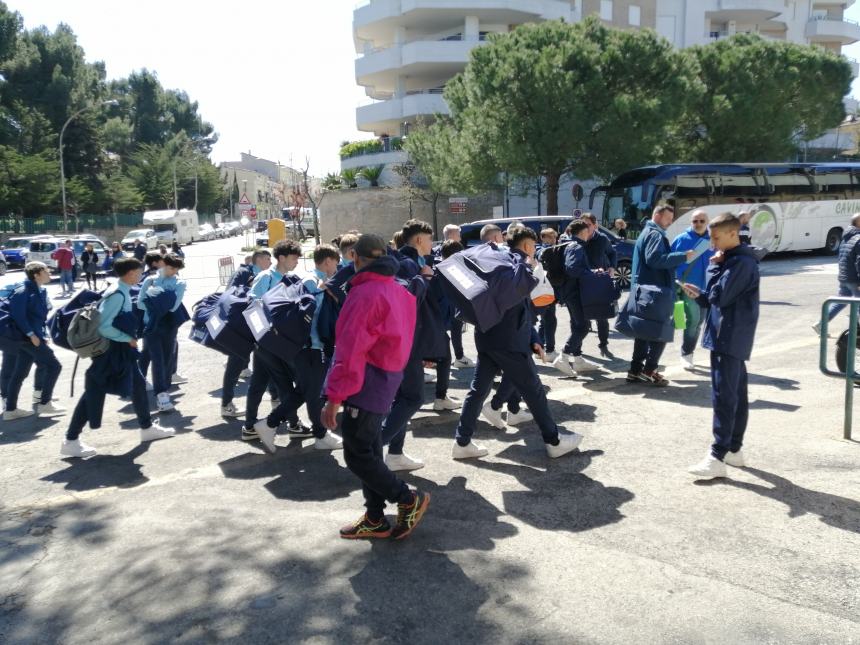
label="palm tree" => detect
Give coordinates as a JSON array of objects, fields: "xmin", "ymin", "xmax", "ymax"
[
  {"xmin": 341, "ymin": 167, "xmax": 359, "ymax": 188},
  {"xmin": 322, "ymin": 172, "xmax": 343, "ymax": 190},
  {"xmin": 359, "ymin": 164, "xmax": 385, "ymax": 188}
]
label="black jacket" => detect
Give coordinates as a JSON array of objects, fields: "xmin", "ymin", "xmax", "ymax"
[{"xmin": 837, "ymin": 227, "xmax": 860, "ymax": 284}]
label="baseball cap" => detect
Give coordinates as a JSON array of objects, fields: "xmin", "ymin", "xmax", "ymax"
[{"xmin": 353, "ymin": 233, "xmax": 387, "ymax": 259}]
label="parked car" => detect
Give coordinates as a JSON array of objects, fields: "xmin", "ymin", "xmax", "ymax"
[
  {"xmin": 459, "ymin": 215, "xmax": 636, "ymax": 289},
  {"xmin": 224, "ymin": 221, "xmax": 241, "ymax": 236},
  {"xmin": 198, "ymin": 223, "xmax": 216, "ymax": 241},
  {"xmin": 0, "ymin": 251, "xmax": 6, "ymax": 276},
  {"xmin": 121, "ymin": 229, "xmax": 159, "ymax": 252},
  {"xmin": 215, "ymin": 223, "xmax": 230, "ymax": 238},
  {"xmin": 0, "ymin": 235, "xmax": 44, "ymax": 268}
]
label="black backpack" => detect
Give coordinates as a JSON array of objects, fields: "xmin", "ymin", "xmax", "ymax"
[{"xmin": 539, "ymin": 242, "xmax": 572, "ymax": 288}]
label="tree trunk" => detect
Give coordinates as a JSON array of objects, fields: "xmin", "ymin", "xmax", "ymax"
[
  {"xmin": 431, "ymin": 194, "xmax": 439, "ymax": 238},
  {"xmin": 546, "ymin": 171, "xmax": 561, "ymax": 215},
  {"xmin": 311, "ymin": 203, "xmax": 321, "ymax": 245}
]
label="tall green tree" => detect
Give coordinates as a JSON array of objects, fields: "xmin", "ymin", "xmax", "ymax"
[
  {"xmin": 677, "ymin": 34, "xmax": 853, "ymax": 162},
  {"xmin": 410, "ymin": 17, "xmax": 698, "ymax": 214}
]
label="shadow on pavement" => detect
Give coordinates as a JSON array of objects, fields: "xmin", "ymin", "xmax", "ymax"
[
  {"xmin": 40, "ymin": 443, "xmax": 152, "ymax": 491},
  {"xmin": 0, "ymin": 416, "xmax": 60, "ymax": 445},
  {"xmin": 697, "ymin": 467, "xmax": 860, "ymax": 535},
  {"xmin": 468, "ymin": 447, "xmax": 635, "ymax": 534}
]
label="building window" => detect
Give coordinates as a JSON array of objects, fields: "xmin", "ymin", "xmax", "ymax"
[
  {"xmin": 629, "ymin": 5, "xmax": 641, "ymax": 27},
  {"xmin": 600, "ymin": 0, "xmax": 612, "ymax": 21}
]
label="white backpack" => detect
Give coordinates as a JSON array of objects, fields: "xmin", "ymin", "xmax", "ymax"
[{"xmin": 530, "ymin": 264, "xmax": 556, "ymax": 307}]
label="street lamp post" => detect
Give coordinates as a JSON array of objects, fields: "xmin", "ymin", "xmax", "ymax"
[{"xmin": 59, "ymin": 99, "xmax": 118, "ymax": 233}]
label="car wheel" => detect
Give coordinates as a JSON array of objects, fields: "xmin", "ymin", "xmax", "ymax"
[{"xmin": 615, "ymin": 261, "xmax": 632, "ymax": 290}]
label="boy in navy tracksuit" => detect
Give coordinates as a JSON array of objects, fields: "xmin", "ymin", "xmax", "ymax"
[
  {"xmin": 380, "ymin": 219, "xmax": 442, "ymax": 473},
  {"xmin": 138, "ymin": 253, "xmax": 187, "ymax": 413},
  {"xmin": 452, "ymin": 226, "xmax": 584, "ymax": 461},
  {"xmin": 681, "ymin": 213, "xmax": 760, "ymax": 479},
  {"xmin": 431, "ymin": 239, "xmax": 465, "ymax": 412},
  {"xmin": 553, "ymin": 220, "xmax": 604, "ymax": 377},
  {"xmin": 61, "ymin": 257, "xmax": 174, "ymax": 458},
  {"xmin": 3, "ymin": 262, "xmax": 63, "ymax": 420}
]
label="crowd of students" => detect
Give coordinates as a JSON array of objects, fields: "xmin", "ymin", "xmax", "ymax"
[{"xmin": 0, "ymin": 207, "xmax": 762, "ymax": 540}]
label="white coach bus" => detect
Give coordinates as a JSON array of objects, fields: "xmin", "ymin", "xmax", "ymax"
[{"xmin": 593, "ymin": 163, "xmax": 860, "ymax": 254}]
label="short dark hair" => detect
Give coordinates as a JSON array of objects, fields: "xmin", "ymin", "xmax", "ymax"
[
  {"xmin": 273, "ymin": 240, "xmax": 302, "ymax": 260},
  {"xmin": 565, "ymin": 219, "xmax": 590, "ymax": 237},
  {"xmin": 709, "ymin": 212, "xmax": 741, "ymax": 233},
  {"xmin": 114, "ymin": 257, "xmax": 143, "ymax": 276},
  {"xmin": 582, "ymin": 212, "xmax": 597, "ymax": 225},
  {"xmin": 313, "ymin": 244, "xmax": 340, "ymax": 265},
  {"xmin": 353, "ymin": 233, "xmax": 387, "ymax": 260},
  {"xmin": 330, "ymin": 235, "xmax": 342, "ymax": 248},
  {"xmin": 252, "ymin": 249, "xmax": 271, "ymax": 264},
  {"xmin": 507, "ymin": 225, "xmax": 537, "ymax": 249},
  {"xmin": 163, "ymin": 253, "xmax": 185, "ymax": 269},
  {"xmin": 653, "ymin": 204, "xmax": 674, "ymax": 218},
  {"xmin": 440, "ymin": 239, "xmax": 464, "ymax": 259},
  {"xmin": 540, "ymin": 228, "xmax": 558, "ymax": 238},
  {"xmin": 401, "ymin": 219, "xmax": 433, "ymax": 245},
  {"xmin": 144, "ymin": 251, "xmax": 164, "ymax": 268}
]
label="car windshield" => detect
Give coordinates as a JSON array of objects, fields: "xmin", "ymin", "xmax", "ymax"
[
  {"xmin": 6, "ymin": 239, "xmax": 30, "ymax": 248},
  {"xmin": 126, "ymin": 230, "xmax": 150, "ymax": 238}
]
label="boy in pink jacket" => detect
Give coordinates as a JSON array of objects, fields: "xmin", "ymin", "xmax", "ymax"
[{"xmin": 321, "ymin": 234, "xmax": 431, "ymax": 540}]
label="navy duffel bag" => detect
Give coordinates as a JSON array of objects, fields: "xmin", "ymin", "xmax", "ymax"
[{"xmin": 435, "ymin": 244, "xmax": 537, "ymax": 333}]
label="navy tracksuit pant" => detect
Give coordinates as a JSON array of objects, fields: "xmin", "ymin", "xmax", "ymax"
[
  {"xmin": 286, "ymin": 348, "xmax": 328, "ymax": 439},
  {"xmin": 455, "ymin": 349, "xmax": 558, "ymax": 446},
  {"xmin": 536, "ymin": 303, "xmax": 557, "ymax": 353},
  {"xmin": 710, "ymin": 352, "xmax": 749, "ymax": 460},
  {"xmin": 381, "ymin": 355, "xmax": 424, "ymax": 455},
  {"xmin": 341, "ymin": 404, "xmax": 413, "ymax": 521},
  {"xmin": 244, "ymin": 348, "xmax": 300, "ymax": 430},
  {"xmin": 6, "ymin": 342, "xmax": 61, "ymax": 411}
]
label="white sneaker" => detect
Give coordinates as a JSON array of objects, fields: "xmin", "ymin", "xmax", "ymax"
[
  {"xmin": 724, "ymin": 449, "xmax": 745, "ymax": 468},
  {"xmin": 221, "ymin": 402, "xmax": 245, "ymax": 418},
  {"xmin": 680, "ymin": 353, "xmax": 695, "ymax": 370},
  {"xmin": 145, "ymin": 380, "xmax": 154, "ymax": 392},
  {"xmin": 688, "ymin": 454, "xmax": 727, "ymax": 479},
  {"xmin": 571, "ymin": 355, "xmax": 601, "ymax": 373},
  {"xmin": 543, "ymin": 351, "xmax": 559, "ymax": 363},
  {"xmin": 433, "ymin": 396, "xmax": 461, "ymax": 411},
  {"xmin": 314, "ymin": 431, "xmax": 343, "ymax": 451},
  {"xmin": 239, "ymin": 368, "xmax": 252, "ymax": 380},
  {"xmin": 480, "ymin": 402, "xmax": 506, "ymax": 429},
  {"xmin": 60, "ymin": 439, "xmax": 97, "ymax": 458},
  {"xmin": 423, "ymin": 371, "xmax": 436, "ymax": 384},
  {"xmin": 552, "ymin": 354, "xmax": 577, "ymax": 377},
  {"xmin": 156, "ymin": 392, "xmax": 174, "ymax": 412},
  {"xmin": 171, "ymin": 374, "xmax": 189, "ymax": 385},
  {"xmin": 452, "ymin": 440, "xmax": 488, "ymax": 460},
  {"xmin": 3, "ymin": 408, "xmax": 34, "ymax": 421},
  {"xmin": 453, "ymin": 356, "xmax": 475, "ymax": 368},
  {"xmin": 507, "ymin": 409, "xmax": 533, "ymax": 426},
  {"xmin": 35, "ymin": 401, "xmax": 66, "ymax": 416},
  {"xmin": 254, "ymin": 418, "xmax": 277, "ymax": 454},
  {"xmin": 385, "ymin": 452, "xmax": 424, "ymax": 472},
  {"xmin": 546, "ymin": 429, "xmax": 584, "ymax": 458},
  {"xmin": 140, "ymin": 420, "xmax": 175, "ymax": 442}
]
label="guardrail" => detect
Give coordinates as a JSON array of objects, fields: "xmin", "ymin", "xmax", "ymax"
[{"xmin": 818, "ymin": 297, "xmax": 859, "ymax": 440}]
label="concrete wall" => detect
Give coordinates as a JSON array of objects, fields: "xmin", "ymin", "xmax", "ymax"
[{"xmin": 320, "ymin": 187, "xmax": 501, "ymax": 242}]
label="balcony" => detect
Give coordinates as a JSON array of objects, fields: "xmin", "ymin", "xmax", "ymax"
[
  {"xmin": 354, "ymin": 0, "xmax": 569, "ymax": 46},
  {"xmin": 356, "ymin": 39, "xmax": 480, "ymax": 93},
  {"xmin": 707, "ymin": 0, "xmax": 787, "ymax": 23},
  {"xmin": 806, "ymin": 15, "xmax": 860, "ymax": 44},
  {"xmin": 356, "ymin": 91, "xmax": 450, "ymax": 134}
]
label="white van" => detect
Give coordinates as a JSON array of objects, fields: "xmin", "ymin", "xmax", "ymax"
[{"xmin": 143, "ymin": 209, "xmax": 200, "ymax": 245}]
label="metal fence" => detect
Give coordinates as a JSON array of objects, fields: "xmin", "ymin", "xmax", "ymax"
[
  {"xmin": 818, "ymin": 297, "xmax": 860, "ymax": 440},
  {"xmin": 0, "ymin": 213, "xmax": 144, "ymax": 235}
]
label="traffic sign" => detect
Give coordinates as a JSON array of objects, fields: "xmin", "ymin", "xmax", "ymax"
[
  {"xmin": 238, "ymin": 192, "xmax": 251, "ymax": 205},
  {"xmin": 573, "ymin": 208, "xmax": 583, "ymax": 218},
  {"xmin": 248, "ymin": 208, "xmax": 257, "ymax": 218}
]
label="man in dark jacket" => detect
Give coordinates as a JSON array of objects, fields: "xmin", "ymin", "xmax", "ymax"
[
  {"xmin": 624, "ymin": 205, "xmax": 694, "ymax": 386},
  {"xmin": 553, "ymin": 220, "xmax": 604, "ymax": 377},
  {"xmin": 682, "ymin": 213, "xmax": 760, "ymax": 479},
  {"xmin": 818, "ymin": 213, "xmax": 860, "ymax": 334},
  {"xmin": 133, "ymin": 239, "xmax": 147, "ymax": 262},
  {"xmin": 583, "ymin": 213, "xmax": 617, "ymax": 357},
  {"xmin": 452, "ymin": 226, "xmax": 583, "ymax": 461}
]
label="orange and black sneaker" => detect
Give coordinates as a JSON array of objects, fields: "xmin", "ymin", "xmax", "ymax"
[
  {"xmin": 391, "ymin": 490, "xmax": 431, "ymax": 541},
  {"xmin": 339, "ymin": 514, "xmax": 392, "ymax": 540}
]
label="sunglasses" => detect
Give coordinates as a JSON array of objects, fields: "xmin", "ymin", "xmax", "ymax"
[{"xmin": 691, "ymin": 219, "xmax": 707, "ymax": 224}]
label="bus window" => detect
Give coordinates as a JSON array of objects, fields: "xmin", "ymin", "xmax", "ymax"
[
  {"xmin": 717, "ymin": 171, "xmax": 760, "ymax": 199},
  {"xmin": 764, "ymin": 168, "xmax": 815, "ymax": 198},
  {"xmin": 815, "ymin": 168, "xmax": 853, "ymax": 197}
]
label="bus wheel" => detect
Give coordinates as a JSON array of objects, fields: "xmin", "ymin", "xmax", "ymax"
[{"xmin": 824, "ymin": 228, "xmax": 842, "ymax": 255}]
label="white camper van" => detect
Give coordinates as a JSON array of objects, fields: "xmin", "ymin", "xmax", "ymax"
[{"xmin": 143, "ymin": 209, "xmax": 200, "ymax": 245}]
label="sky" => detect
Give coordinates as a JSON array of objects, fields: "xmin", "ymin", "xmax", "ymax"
[
  {"xmin": 10, "ymin": 1, "xmax": 860, "ymax": 177},
  {"xmin": 10, "ymin": 0, "xmax": 373, "ymax": 176}
]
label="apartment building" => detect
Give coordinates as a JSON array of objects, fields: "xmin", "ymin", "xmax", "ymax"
[{"xmin": 220, "ymin": 153, "xmax": 304, "ymax": 220}]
